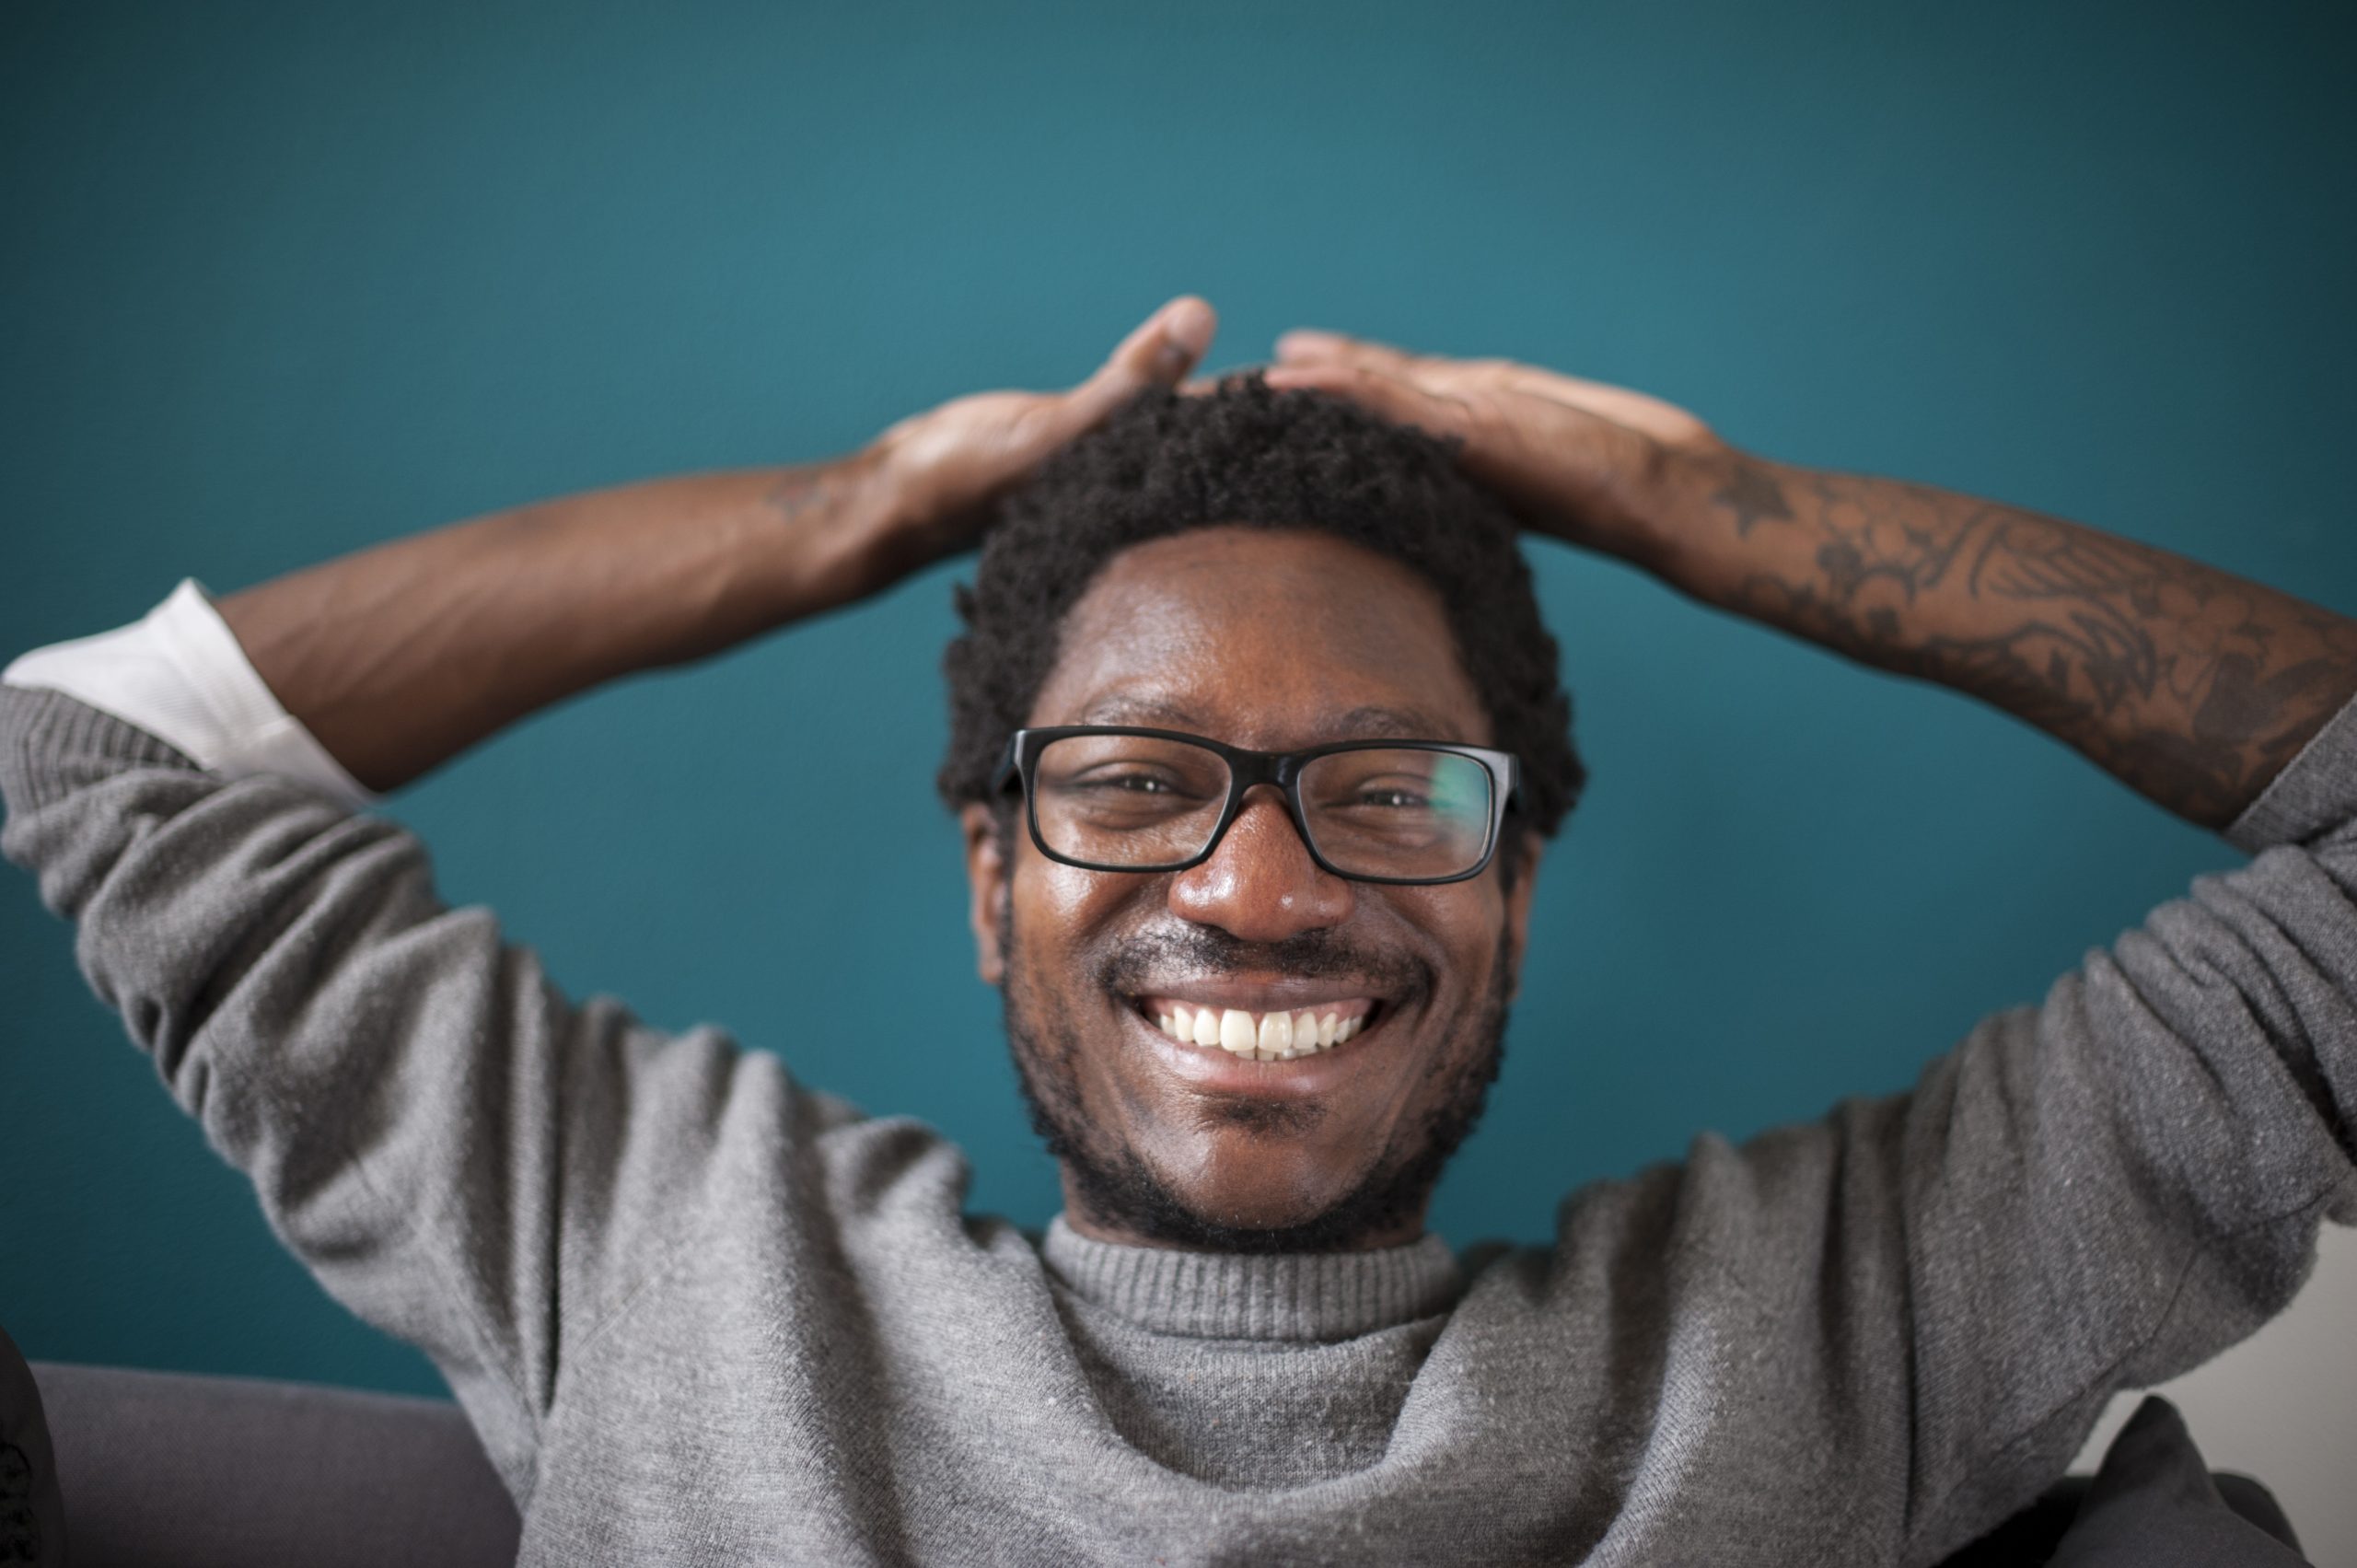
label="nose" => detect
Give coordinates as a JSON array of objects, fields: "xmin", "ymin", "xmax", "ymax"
[{"xmin": 1167, "ymin": 785, "xmax": 1354, "ymax": 941}]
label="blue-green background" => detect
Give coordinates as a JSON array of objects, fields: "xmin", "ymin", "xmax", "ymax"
[{"xmin": 4, "ymin": 1, "xmax": 2351, "ymax": 1398}]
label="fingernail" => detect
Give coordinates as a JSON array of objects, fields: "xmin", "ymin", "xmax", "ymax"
[{"xmin": 1165, "ymin": 298, "xmax": 1213, "ymax": 357}]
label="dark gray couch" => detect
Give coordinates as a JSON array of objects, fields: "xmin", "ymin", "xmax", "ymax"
[{"xmin": 25, "ymin": 1362, "xmax": 519, "ymax": 1568}]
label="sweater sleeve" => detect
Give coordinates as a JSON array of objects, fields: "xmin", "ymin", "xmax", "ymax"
[
  {"xmin": 0, "ymin": 579, "xmax": 374, "ymax": 806},
  {"xmin": 1875, "ymin": 695, "xmax": 2357, "ymax": 1556},
  {"xmin": 0, "ymin": 659, "xmax": 855, "ymax": 1504}
]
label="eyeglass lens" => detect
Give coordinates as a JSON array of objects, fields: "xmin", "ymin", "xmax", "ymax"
[{"xmin": 1029, "ymin": 734, "xmax": 1495, "ymax": 879}]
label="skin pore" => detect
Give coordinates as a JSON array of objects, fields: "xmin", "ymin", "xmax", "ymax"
[{"xmin": 961, "ymin": 528, "xmax": 1541, "ymax": 1252}]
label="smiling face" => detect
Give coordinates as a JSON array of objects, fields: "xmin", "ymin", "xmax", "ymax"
[{"xmin": 961, "ymin": 527, "xmax": 1541, "ymax": 1251}]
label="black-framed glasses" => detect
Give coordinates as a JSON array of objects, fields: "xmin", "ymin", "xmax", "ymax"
[{"xmin": 993, "ymin": 726, "xmax": 1522, "ymax": 886}]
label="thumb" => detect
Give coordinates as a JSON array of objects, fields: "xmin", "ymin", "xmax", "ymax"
[{"xmin": 1070, "ymin": 296, "xmax": 1218, "ymax": 416}]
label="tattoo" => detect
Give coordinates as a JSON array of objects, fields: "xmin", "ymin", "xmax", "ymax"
[
  {"xmin": 763, "ymin": 466, "xmax": 846, "ymax": 529},
  {"xmin": 1713, "ymin": 457, "xmax": 1794, "ymax": 537},
  {"xmin": 1708, "ymin": 467, "xmax": 2357, "ymax": 828}
]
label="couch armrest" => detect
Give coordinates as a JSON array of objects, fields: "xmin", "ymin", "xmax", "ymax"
[{"xmin": 30, "ymin": 1363, "xmax": 520, "ymax": 1568}]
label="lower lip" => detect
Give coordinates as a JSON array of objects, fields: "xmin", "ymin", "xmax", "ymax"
[{"xmin": 1122, "ymin": 1005, "xmax": 1393, "ymax": 1098}]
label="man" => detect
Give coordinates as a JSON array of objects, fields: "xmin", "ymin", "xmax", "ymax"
[{"xmin": 3, "ymin": 296, "xmax": 2351, "ymax": 1563}]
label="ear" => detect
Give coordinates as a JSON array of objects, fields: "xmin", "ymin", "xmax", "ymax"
[
  {"xmin": 1502, "ymin": 832, "xmax": 1544, "ymax": 1003},
  {"xmin": 960, "ymin": 802, "xmax": 1010, "ymax": 985}
]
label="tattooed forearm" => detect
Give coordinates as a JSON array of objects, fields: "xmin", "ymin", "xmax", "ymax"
[{"xmin": 1686, "ymin": 454, "xmax": 2357, "ymax": 829}]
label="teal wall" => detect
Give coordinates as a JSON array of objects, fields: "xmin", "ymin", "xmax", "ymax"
[{"xmin": 3, "ymin": 1, "xmax": 2351, "ymax": 1399}]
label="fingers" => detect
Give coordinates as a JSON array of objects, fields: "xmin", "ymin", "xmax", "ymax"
[
  {"xmin": 1279, "ymin": 329, "xmax": 1712, "ymax": 448},
  {"xmin": 1516, "ymin": 372, "xmax": 1712, "ymax": 447},
  {"xmin": 1260, "ymin": 360, "xmax": 1474, "ymax": 442},
  {"xmin": 934, "ymin": 296, "xmax": 1216, "ymax": 489},
  {"xmin": 1272, "ymin": 328, "xmax": 1422, "ymax": 376}
]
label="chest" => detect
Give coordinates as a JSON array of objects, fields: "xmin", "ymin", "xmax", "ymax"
[{"xmin": 508, "ymin": 1254, "xmax": 1905, "ymax": 1565}]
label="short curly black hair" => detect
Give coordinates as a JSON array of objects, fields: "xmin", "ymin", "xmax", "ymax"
[{"xmin": 938, "ymin": 375, "xmax": 1585, "ymax": 858}]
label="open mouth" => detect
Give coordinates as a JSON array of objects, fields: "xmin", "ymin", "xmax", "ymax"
[{"xmin": 1132, "ymin": 995, "xmax": 1384, "ymax": 1063}]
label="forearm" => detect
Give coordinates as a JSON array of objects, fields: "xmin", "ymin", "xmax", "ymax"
[
  {"xmin": 85, "ymin": 297, "xmax": 1214, "ymax": 797},
  {"xmin": 217, "ymin": 456, "xmax": 895, "ymax": 793},
  {"xmin": 1649, "ymin": 450, "xmax": 2357, "ymax": 829}
]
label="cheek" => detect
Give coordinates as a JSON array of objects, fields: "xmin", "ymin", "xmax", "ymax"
[
  {"xmin": 1388, "ymin": 883, "xmax": 1508, "ymax": 979},
  {"xmin": 1009, "ymin": 856, "xmax": 1146, "ymax": 992},
  {"xmin": 1016, "ymin": 857, "xmax": 1121, "ymax": 934}
]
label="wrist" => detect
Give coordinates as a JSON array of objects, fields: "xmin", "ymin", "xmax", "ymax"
[
  {"xmin": 1585, "ymin": 437, "xmax": 1731, "ymax": 588},
  {"xmin": 834, "ymin": 424, "xmax": 1004, "ymax": 598},
  {"xmin": 1634, "ymin": 444, "xmax": 1805, "ymax": 603},
  {"xmin": 761, "ymin": 446, "xmax": 918, "ymax": 614}
]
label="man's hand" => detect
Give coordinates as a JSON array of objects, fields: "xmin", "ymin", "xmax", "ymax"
[
  {"xmin": 857, "ymin": 296, "xmax": 1218, "ymax": 589},
  {"xmin": 1264, "ymin": 330, "xmax": 1726, "ymax": 572},
  {"xmin": 1267, "ymin": 325, "xmax": 2357, "ymax": 830},
  {"xmin": 218, "ymin": 297, "xmax": 1218, "ymax": 792}
]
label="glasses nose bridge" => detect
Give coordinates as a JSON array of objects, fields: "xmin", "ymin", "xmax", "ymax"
[
  {"xmin": 1210, "ymin": 747, "xmax": 1315, "ymax": 855},
  {"xmin": 1223, "ymin": 745, "xmax": 1297, "ymax": 792},
  {"xmin": 1202, "ymin": 762, "xmax": 1318, "ymax": 869}
]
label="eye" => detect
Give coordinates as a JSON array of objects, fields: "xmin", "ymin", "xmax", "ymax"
[{"xmin": 1060, "ymin": 767, "xmax": 1191, "ymax": 796}]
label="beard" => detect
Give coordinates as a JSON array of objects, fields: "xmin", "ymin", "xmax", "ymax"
[{"xmin": 999, "ymin": 906, "xmax": 1515, "ymax": 1254}]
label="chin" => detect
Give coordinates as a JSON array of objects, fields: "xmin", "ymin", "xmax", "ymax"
[
  {"xmin": 1165, "ymin": 1167, "xmax": 1364, "ymax": 1238},
  {"xmin": 1071, "ymin": 1131, "xmax": 1439, "ymax": 1254}
]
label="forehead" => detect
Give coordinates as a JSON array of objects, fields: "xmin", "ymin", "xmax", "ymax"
[{"xmin": 1028, "ymin": 527, "xmax": 1490, "ymax": 747}]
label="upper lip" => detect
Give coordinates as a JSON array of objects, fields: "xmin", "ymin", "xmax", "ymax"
[{"xmin": 1123, "ymin": 976, "xmax": 1390, "ymax": 1012}]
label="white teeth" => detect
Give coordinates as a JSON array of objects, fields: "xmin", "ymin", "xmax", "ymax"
[{"xmin": 1144, "ymin": 1002, "xmax": 1373, "ymax": 1055}]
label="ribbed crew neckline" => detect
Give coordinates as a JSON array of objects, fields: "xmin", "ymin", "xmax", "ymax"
[{"xmin": 1039, "ymin": 1215, "xmax": 1464, "ymax": 1342}]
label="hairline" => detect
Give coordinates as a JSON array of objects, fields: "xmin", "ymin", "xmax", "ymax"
[{"xmin": 954, "ymin": 517, "xmax": 1520, "ymax": 799}]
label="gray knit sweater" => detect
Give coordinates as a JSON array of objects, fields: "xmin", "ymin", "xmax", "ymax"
[{"xmin": 4, "ymin": 682, "xmax": 2353, "ymax": 1566}]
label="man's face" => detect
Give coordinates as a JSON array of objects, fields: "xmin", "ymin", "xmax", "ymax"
[{"xmin": 962, "ymin": 527, "xmax": 1541, "ymax": 1250}]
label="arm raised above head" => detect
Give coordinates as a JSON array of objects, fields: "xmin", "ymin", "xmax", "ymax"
[
  {"xmin": 0, "ymin": 297, "xmax": 1217, "ymax": 1492},
  {"xmin": 1276, "ymin": 332, "xmax": 2357, "ymax": 1553},
  {"xmin": 1658, "ymin": 455, "xmax": 2357, "ymax": 831},
  {"xmin": 210, "ymin": 296, "xmax": 1217, "ymax": 795},
  {"xmin": 1267, "ymin": 332, "xmax": 2357, "ymax": 831}
]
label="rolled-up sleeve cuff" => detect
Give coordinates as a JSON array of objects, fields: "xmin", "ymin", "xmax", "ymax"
[
  {"xmin": 2226, "ymin": 687, "xmax": 2357, "ymax": 854},
  {"xmin": 1, "ymin": 579, "xmax": 376, "ymax": 807}
]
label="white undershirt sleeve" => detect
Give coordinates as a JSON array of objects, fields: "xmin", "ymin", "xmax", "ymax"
[{"xmin": 2, "ymin": 579, "xmax": 377, "ymax": 807}]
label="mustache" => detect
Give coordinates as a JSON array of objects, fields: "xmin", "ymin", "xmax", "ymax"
[{"xmin": 1094, "ymin": 923, "xmax": 1433, "ymax": 1005}]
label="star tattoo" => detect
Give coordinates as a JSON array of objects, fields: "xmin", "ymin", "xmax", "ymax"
[{"xmin": 1713, "ymin": 459, "xmax": 1794, "ymax": 536}]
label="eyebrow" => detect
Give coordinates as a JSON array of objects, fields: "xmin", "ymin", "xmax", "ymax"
[
  {"xmin": 1072, "ymin": 696, "xmax": 1467, "ymax": 743},
  {"xmin": 1077, "ymin": 695, "xmax": 1202, "ymax": 727},
  {"xmin": 1332, "ymin": 704, "xmax": 1464, "ymax": 741}
]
